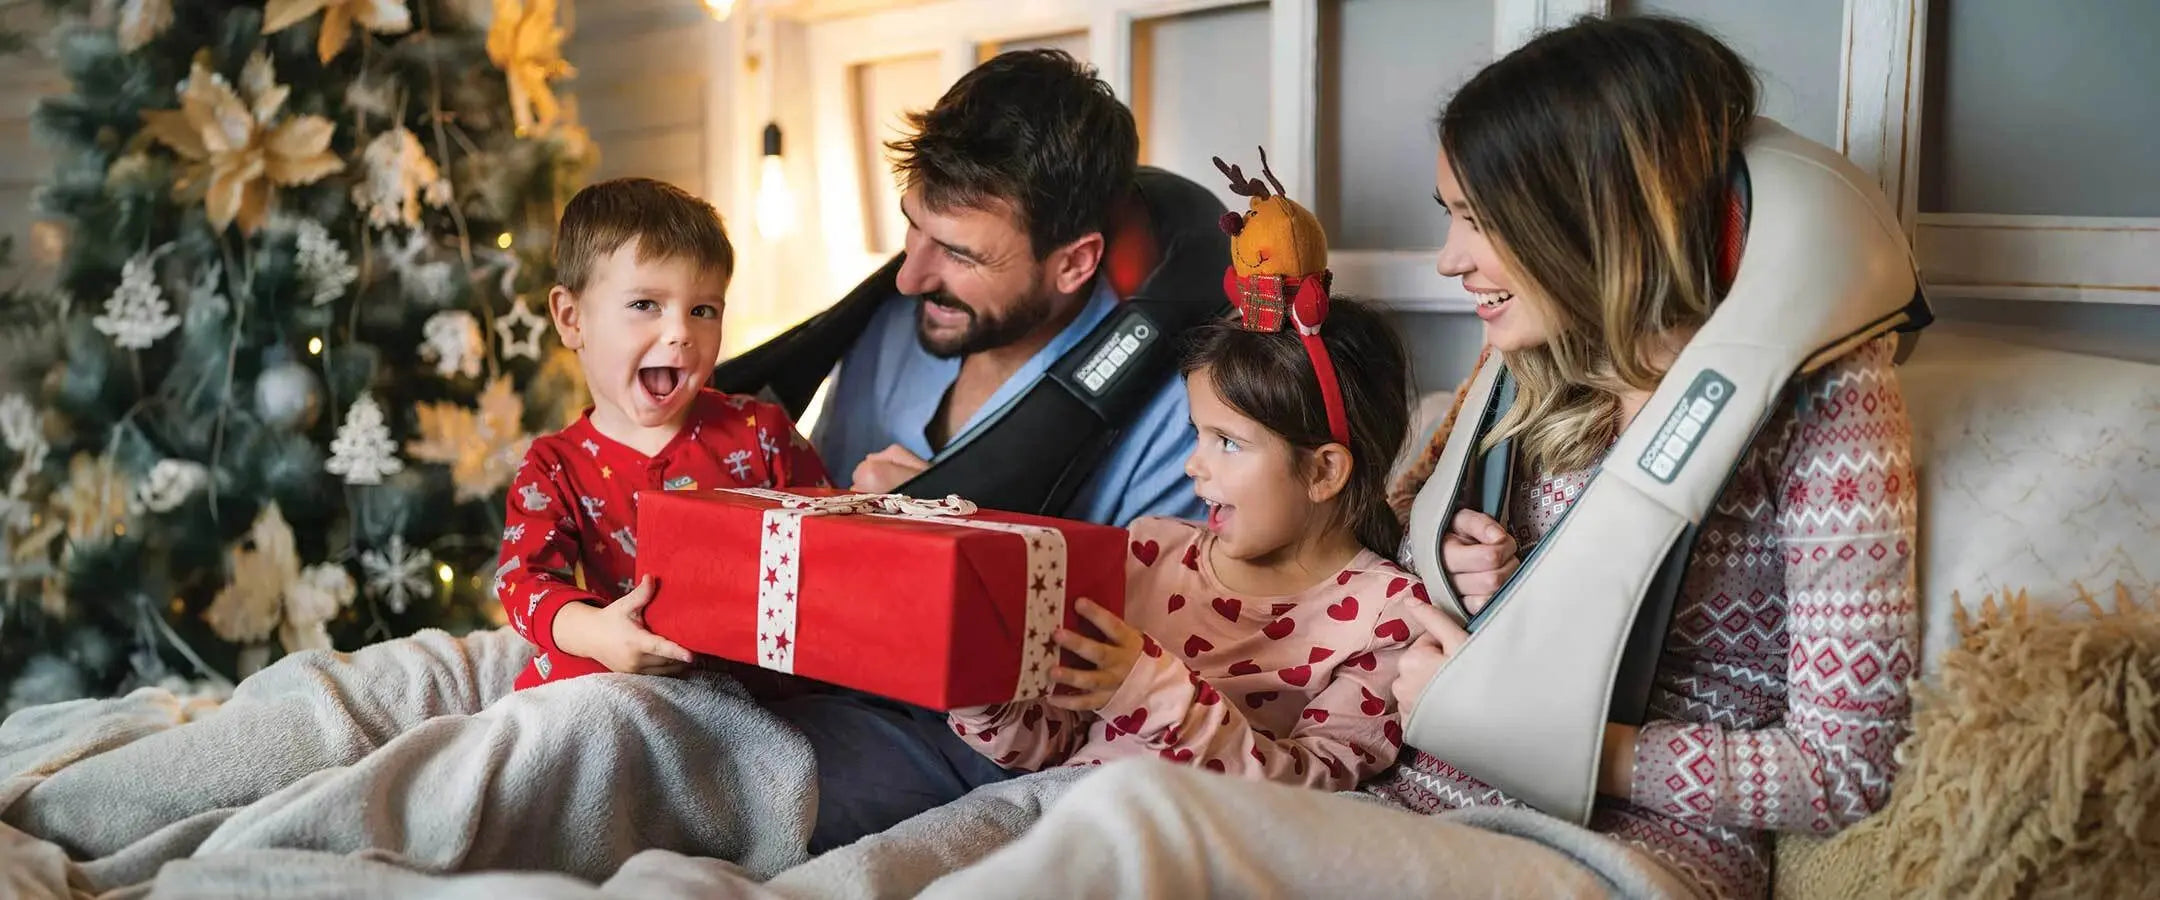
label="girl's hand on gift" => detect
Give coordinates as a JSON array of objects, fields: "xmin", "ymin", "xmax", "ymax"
[
  {"xmin": 1047, "ymin": 598, "xmax": 1146, "ymax": 712},
  {"xmin": 1391, "ymin": 601, "xmax": 1470, "ymax": 721},
  {"xmin": 555, "ymin": 576, "xmax": 697, "ymax": 676}
]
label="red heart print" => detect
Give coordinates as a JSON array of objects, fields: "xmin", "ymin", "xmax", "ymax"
[
  {"xmin": 1111, "ymin": 708, "xmax": 1148, "ymax": 735},
  {"xmin": 1195, "ymin": 681, "xmax": 1221, "ymax": 706},
  {"xmin": 1355, "ymin": 746, "xmax": 1376, "ymax": 765},
  {"xmin": 1343, "ymin": 651, "xmax": 1377, "ymax": 671},
  {"xmin": 1228, "ymin": 659, "xmax": 1262, "ymax": 676},
  {"xmin": 1204, "ymin": 759, "xmax": 1226, "ymax": 773},
  {"xmin": 1184, "ymin": 635, "xmax": 1214, "ymax": 657},
  {"xmin": 1264, "ymin": 618, "xmax": 1296, "ymax": 640},
  {"xmin": 1411, "ymin": 583, "xmax": 1431, "ymax": 603},
  {"xmin": 953, "ymin": 722, "xmax": 968, "ymax": 736},
  {"xmin": 1374, "ymin": 619, "xmax": 1410, "ymax": 641},
  {"xmin": 1308, "ymin": 646, "xmax": 1334, "ymax": 664},
  {"xmin": 1273, "ymin": 602, "xmax": 1297, "ymax": 617},
  {"xmin": 1323, "ymin": 757, "xmax": 1347, "ymax": 780},
  {"xmin": 1245, "ymin": 690, "xmax": 1279, "ymax": 709},
  {"xmin": 1142, "ymin": 635, "xmax": 1162, "ymax": 658},
  {"xmin": 1166, "ymin": 594, "xmax": 1187, "ymax": 613},
  {"xmin": 1279, "ymin": 665, "xmax": 1312, "ymax": 687},
  {"xmin": 1161, "ymin": 748, "xmax": 1194, "ymax": 763},
  {"xmin": 1131, "ymin": 540, "xmax": 1160, "ymax": 566},
  {"xmin": 1182, "ymin": 544, "xmax": 1201, "ymax": 570},
  {"xmin": 1301, "ymin": 708, "xmax": 1330, "ymax": 724},
  {"xmin": 998, "ymin": 750, "xmax": 1021, "ymax": 766},
  {"xmin": 1250, "ymin": 746, "xmax": 1266, "ymax": 764},
  {"xmin": 1387, "ymin": 577, "xmax": 1409, "ymax": 597},
  {"xmin": 1328, "ymin": 597, "xmax": 1359, "ymax": 620},
  {"xmin": 977, "ymin": 727, "xmax": 998, "ymax": 743},
  {"xmin": 1257, "ymin": 728, "xmax": 1278, "ymax": 741},
  {"xmin": 1384, "ymin": 719, "xmax": 1403, "ymax": 746},
  {"xmin": 1360, "ymin": 687, "xmax": 1385, "ymax": 716},
  {"xmin": 1211, "ymin": 597, "xmax": 1242, "ymax": 621},
  {"xmin": 1023, "ymin": 706, "xmax": 1043, "ymax": 729},
  {"xmin": 1047, "ymin": 719, "xmax": 1062, "ymax": 737},
  {"xmin": 1292, "ymin": 755, "xmax": 1307, "ymax": 776},
  {"xmin": 1336, "ymin": 571, "xmax": 1354, "ymax": 586}
]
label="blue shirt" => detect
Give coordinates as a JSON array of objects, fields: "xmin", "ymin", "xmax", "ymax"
[{"xmin": 812, "ymin": 278, "xmax": 1203, "ymax": 528}]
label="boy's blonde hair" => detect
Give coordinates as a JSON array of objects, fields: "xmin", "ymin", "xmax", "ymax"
[{"xmin": 553, "ymin": 177, "xmax": 734, "ymax": 293}]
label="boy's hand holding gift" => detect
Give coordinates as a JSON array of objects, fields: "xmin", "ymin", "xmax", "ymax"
[{"xmin": 552, "ymin": 575, "xmax": 697, "ymax": 677}]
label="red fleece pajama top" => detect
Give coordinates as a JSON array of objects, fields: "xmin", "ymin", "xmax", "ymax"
[{"xmin": 496, "ymin": 388, "xmax": 830, "ymax": 690}]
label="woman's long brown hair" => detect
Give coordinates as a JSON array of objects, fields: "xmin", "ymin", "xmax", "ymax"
[{"xmin": 1441, "ymin": 15, "xmax": 1758, "ymax": 475}]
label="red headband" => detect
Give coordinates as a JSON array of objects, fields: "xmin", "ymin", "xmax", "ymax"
[{"xmin": 1222, "ymin": 267, "xmax": 1352, "ymax": 447}]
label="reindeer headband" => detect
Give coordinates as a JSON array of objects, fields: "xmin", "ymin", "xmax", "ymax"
[{"xmin": 1214, "ymin": 147, "xmax": 1350, "ymax": 447}]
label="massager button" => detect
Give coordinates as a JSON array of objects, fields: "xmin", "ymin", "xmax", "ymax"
[
  {"xmin": 1649, "ymin": 455, "xmax": 1677, "ymax": 479},
  {"xmin": 1661, "ymin": 435, "xmax": 1689, "ymax": 459},
  {"xmin": 1675, "ymin": 417, "xmax": 1702, "ymax": 441},
  {"xmin": 1109, "ymin": 346, "xmax": 1131, "ymax": 365},
  {"xmin": 1688, "ymin": 398, "xmax": 1716, "ymax": 422}
]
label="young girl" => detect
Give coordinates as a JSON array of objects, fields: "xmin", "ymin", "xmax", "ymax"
[{"xmin": 949, "ymin": 297, "xmax": 1428, "ymax": 790}]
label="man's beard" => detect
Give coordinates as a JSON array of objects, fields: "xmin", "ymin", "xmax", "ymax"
[{"xmin": 914, "ymin": 287, "xmax": 1056, "ymax": 359}]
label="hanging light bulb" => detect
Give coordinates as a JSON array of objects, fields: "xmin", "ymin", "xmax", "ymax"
[
  {"xmin": 756, "ymin": 122, "xmax": 797, "ymax": 240},
  {"xmin": 702, "ymin": 0, "xmax": 737, "ymax": 21}
]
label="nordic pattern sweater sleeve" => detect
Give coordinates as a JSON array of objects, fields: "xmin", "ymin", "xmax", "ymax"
[{"xmin": 1626, "ymin": 336, "xmax": 1918, "ymax": 832}]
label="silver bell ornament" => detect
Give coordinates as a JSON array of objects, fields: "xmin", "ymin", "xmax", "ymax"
[{"xmin": 253, "ymin": 348, "xmax": 324, "ymax": 432}]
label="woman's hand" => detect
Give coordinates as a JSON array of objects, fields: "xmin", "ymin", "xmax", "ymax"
[
  {"xmin": 1047, "ymin": 599, "xmax": 1147, "ymax": 712},
  {"xmin": 1391, "ymin": 602, "xmax": 1470, "ymax": 722},
  {"xmin": 1441, "ymin": 509, "xmax": 1520, "ymax": 614}
]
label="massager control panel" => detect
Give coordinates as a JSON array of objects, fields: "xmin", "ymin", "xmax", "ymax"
[
  {"xmin": 1074, "ymin": 311, "xmax": 1158, "ymax": 397},
  {"xmin": 1640, "ymin": 370, "xmax": 1733, "ymax": 483}
]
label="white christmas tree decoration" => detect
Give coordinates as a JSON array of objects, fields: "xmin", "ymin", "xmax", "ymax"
[
  {"xmin": 117, "ymin": 0, "xmax": 176, "ymax": 52},
  {"xmin": 203, "ymin": 503, "xmax": 358, "ymax": 653},
  {"xmin": 133, "ymin": 459, "xmax": 210, "ymax": 513},
  {"xmin": 294, "ymin": 220, "xmax": 358, "ymax": 306},
  {"xmin": 360, "ymin": 534, "xmax": 433, "ymax": 613},
  {"xmin": 494, "ymin": 297, "xmax": 547, "ymax": 360},
  {"xmin": 354, "ymin": 128, "xmax": 453, "ymax": 231},
  {"xmin": 421, "ymin": 311, "xmax": 485, "ymax": 378},
  {"xmin": 93, "ymin": 250, "xmax": 181, "ymax": 349},
  {"xmin": 325, "ymin": 393, "xmax": 405, "ymax": 485},
  {"xmin": 184, "ymin": 262, "xmax": 229, "ymax": 328}
]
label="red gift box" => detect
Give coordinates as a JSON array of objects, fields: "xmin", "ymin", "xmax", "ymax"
[{"xmin": 637, "ymin": 488, "xmax": 1127, "ymax": 710}]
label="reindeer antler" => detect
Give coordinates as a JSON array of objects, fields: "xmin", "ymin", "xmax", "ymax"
[
  {"xmin": 1212, "ymin": 155, "xmax": 1270, "ymax": 199},
  {"xmin": 1256, "ymin": 145, "xmax": 1287, "ymax": 198}
]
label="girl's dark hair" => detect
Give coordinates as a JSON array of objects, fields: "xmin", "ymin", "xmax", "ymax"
[{"xmin": 1180, "ymin": 297, "xmax": 1411, "ymax": 556}]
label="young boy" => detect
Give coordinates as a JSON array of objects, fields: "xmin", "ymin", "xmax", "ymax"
[{"xmin": 498, "ymin": 177, "xmax": 830, "ymax": 689}]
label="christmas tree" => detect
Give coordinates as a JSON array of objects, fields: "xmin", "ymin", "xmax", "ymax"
[{"xmin": 0, "ymin": 0, "xmax": 597, "ymax": 712}]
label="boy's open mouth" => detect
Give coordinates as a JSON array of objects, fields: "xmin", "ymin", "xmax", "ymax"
[{"xmin": 638, "ymin": 366, "xmax": 685, "ymax": 402}]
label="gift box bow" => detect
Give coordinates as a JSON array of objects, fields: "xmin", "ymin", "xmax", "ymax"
[{"xmin": 724, "ymin": 489, "xmax": 1071, "ymax": 700}]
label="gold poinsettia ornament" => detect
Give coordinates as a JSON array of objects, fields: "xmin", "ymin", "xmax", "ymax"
[
  {"xmin": 487, "ymin": 0, "xmax": 577, "ymax": 135},
  {"xmin": 140, "ymin": 52, "xmax": 344, "ymax": 235},
  {"xmin": 262, "ymin": 0, "xmax": 413, "ymax": 65}
]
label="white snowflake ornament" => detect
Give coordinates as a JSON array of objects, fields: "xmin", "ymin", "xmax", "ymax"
[
  {"xmin": 294, "ymin": 220, "xmax": 358, "ymax": 306},
  {"xmin": 133, "ymin": 459, "xmax": 209, "ymax": 513},
  {"xmin": 93, "ymin": 249, "xmax": 181, "ymax": 350},
  {"xmin": 494, "ymin": 298, "xmax": 547, "ymax": 361},
  {"xmin": 360, "ymin": 533, "xmax": 433, "ymax": 613},
  {"xmin": 325, "ymin": 393, "xmax": 405, "ymax": 485},
  {"xmin": 421, "ymin": 311, "xmax": 485, "ymax": 379}
]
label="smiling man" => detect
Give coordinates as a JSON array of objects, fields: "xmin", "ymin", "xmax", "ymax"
[
  {"xmin": 783, "ymin": 49, "xmax": 1210, "ymax": 853},
  {"xmin": 811, "ymin": 49, "xmax": 1203, "ymax": 529}
]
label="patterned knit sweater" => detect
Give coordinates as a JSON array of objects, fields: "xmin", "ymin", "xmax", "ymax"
[{"xmin": 1363, "ymin": 336, "xmax": 1919, "ymax": 900}]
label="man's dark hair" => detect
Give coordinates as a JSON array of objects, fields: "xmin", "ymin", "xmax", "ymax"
[{"xmin": 887, "ymin": 49, "xmax": 1138, "ymax": 258}]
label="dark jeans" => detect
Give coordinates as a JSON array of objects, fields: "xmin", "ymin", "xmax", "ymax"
[{"xmin": 771, "ymin": 690, "xmax": 1020, "ymax": 852}]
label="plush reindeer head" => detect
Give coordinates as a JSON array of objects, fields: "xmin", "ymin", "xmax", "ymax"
[{"xmin": 1212, "ymin": 146, "xmax": 1328, "ymax": 279}]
